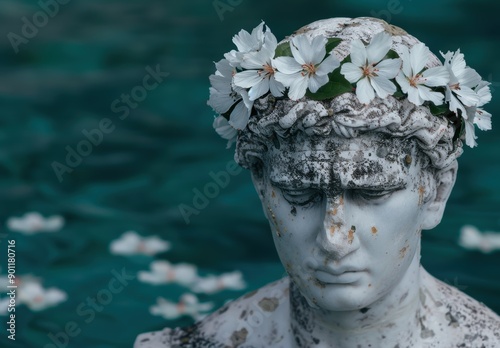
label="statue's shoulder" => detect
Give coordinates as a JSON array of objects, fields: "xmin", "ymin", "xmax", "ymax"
[
  {"xmin": 134, "ymin": 277, "xmax": 291, "ymax": 348},
  {"xmin": 421, "ymin": 270, "xmax": 500, "ymax": 347}
]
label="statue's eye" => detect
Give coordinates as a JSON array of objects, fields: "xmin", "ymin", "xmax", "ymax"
[
  {"xmin": 280, "ymin": 188, "xmax": 322, "ymax": 206},
  {"xmin": 352, "ymin": 189, "xmax": 397, "ymax": 203}
]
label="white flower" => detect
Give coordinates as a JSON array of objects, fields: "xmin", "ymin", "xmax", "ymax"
[
  {"xmin": 233, "ymin": 29, "xmax": 285, "ymax": 100},
  {"xmin": 224, "ymin": 22, "xmax": 266, "ymax": 68},
  {"xmin": 212, "ymin": 116, "xmax": 237, "ymax": 149},
  {"xmin": 441, "ymin": 49, "xmax": 481, "ymax": 117},
  {"xmin": 208, "ymin": 59, "xmax": 253, "ymax": 130},
  {"xmin": 274, "ymin": 35, "xmax": 341, "ymax": 100},
  {"xmin": 473, "ymin": 80, "xmax": 492, "ymax": 131},
  {"xmin": 190, "ymin": 271, "xmax": 246, "ymax": 294},
  {"xmin": 462, "ymin": 81, "xmax": 492, "ymax": 148},
  {"xmin": 395, "ymin": 43, "xmax": 449, "ymax": 106},
  {"xmin": 459, "ymin": 225, "xmax": 500, "ymax": 253},
  {"xmin": 340, "ymin": 32, "xmax": 401, "ymax": 104},
  {"xmin": 149, "ymin": 294, "xmax": 213, "ymax": 321},
  {"xmin": 7, "ymin": 212, "xmax": 64, "ymax": 234},
  {"xmin": 138, "ymin": 261, "xmax": 198, "ymax": 287},
  {"xmin": 18, "ymin": 281, "xmax": 67, "ymax": 311},
  {"xmin": 110, "ymin": 231, "xmax": 170, "ymax": 256},
  {"xmin": 0, "ymin": 276, "xmax": 66, "ymax": 312}
]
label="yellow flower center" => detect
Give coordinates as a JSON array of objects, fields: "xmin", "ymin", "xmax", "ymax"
[{"xmin": 301, "ymin": 63, "xmax": 316, "ymax": 76}]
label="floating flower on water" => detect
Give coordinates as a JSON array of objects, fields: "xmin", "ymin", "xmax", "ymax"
[
  {"xmin": 274, "ymin": 34, "xmax": 340, "ymax": 100},
  {"xmin": 149, "ymin": 294, "xmax": 213, "ymax": 321},
  {"xmin": 0, "ymin": 276, "xmax": 66, "ymax": 313},
  {"xmin": 459, "ymin": 225, "xmax": 500, "ymax": 253},
  {"xmin": 6, "ymin": 212, "xmax": 64, "ymax": 234},
  {"xmin": 233, "ymin": 28, "xmax": 285, "ymax": 101},
  {"xmin": 208, "ymin": 59, "xmax": 253, "ymax": 130},
  {"xmin": 110, "ymin": 231, "xmax": 170, "ymax": 256},
  {"xmin": 395, "ymin": 43, "xmax": 449, "ymax": 106},
  {"xmin": 138, "ymin": 261, "xmax": 198, "ymax": 287},
  {"xmin": 18, "ymin": 281, "xmax": 67, "ymax": 311},
  {"xmin": 340, "ymin": 32, "xmax": 401, "ymax": 104},
  {"xmin": 190, "ymin": 271, "xmax": 246, "ymax": 295}
]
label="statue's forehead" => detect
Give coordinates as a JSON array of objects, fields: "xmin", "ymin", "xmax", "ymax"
[{"xmin": 266, "ymin": 135, "xmax": 415, "ymax": 189}]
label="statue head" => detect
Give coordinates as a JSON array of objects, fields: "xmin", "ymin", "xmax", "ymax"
[{"xmin": 207, "ymin": 17, "xmax": 492, "ymax": 311}]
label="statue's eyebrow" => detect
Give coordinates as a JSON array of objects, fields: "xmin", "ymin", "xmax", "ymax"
[{"xmin": 343, "ymin": 179, "xmax": 407, "ymax": 191}]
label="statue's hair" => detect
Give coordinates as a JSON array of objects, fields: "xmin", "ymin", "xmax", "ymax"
[{"xmin": 235, "ymin": 93, "xmax": 463, "ymax": 173}]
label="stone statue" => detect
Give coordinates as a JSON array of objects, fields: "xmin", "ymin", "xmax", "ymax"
[{"xmin": 135, "ymin": 17, "xmax": 499, "ymax": 347}]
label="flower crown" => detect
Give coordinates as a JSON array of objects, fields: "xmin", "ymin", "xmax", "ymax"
[{"xmin": 208, "ymin": 22, "xmax": 492, "ymax": 148}]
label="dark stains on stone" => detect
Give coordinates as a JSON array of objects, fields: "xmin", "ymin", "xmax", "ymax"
[
  {"xmin": 230, "ymin": 328, "xmax": 248, "ymax": 347},
  {"xmin": 290, "ymin": 206, "xmax": 297, "ymax": 216},
  {"xmin": 258, "ymin": 297, "xmax": 279, "ymax": 312},
  {"xmin": 360, "ymin": 307, "xmax": 370, "ymax": 314},
  {"xmin": 352, "ymin": 160, "xmax": 384, "ymax": 180}
]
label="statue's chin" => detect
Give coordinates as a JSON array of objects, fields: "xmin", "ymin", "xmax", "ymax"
[{"xmin": 292, "ymin": 278, "xmax": 376, "ymax": 313}]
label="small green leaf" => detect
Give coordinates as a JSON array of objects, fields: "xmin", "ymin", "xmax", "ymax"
[
  {"xmin": 385, "ymin": 49, "xmax": 400, "ymax": 59},
  {"xmin": 305, "ymin": 67, "xmax": 353, "ymax": 100},
  {"xmin": 274, "ymin": 42, "xmax": 292, "ymax": 58},
  {"xmin": 325, "ymin": 38, "xmax": 342, "ymax": 54},
  {"xmin": 428, "ymin": 103, "xmax": 449, "ymax": 116}
]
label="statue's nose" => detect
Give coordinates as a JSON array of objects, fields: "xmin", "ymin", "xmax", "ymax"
[{"xmin": 316, "ymin": 193, "xmax": 360, "ymax": 260}]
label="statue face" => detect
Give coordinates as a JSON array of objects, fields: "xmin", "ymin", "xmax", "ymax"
[{"xmin": 253, "ymin": 132, "xmax": 436, "ymax": 311}]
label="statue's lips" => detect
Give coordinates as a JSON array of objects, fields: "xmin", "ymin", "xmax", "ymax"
[{"xmin": 314, "ymin": 269, "xmax": 364, "ymax": 284}]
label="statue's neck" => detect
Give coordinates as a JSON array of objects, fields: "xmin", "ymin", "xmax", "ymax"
[{"xmin": 289, "ymin": 250, "xmax": 423, "ymax": 348}]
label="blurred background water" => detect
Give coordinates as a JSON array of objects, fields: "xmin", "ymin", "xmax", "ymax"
[{"xmin": 0, "ymin": 0, "xmax": 499, "ymax": 347}]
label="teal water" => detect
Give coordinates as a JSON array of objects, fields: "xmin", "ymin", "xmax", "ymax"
[{"xmin": 0, "ymin": 0, "xmax": 499, "ymax": 347}]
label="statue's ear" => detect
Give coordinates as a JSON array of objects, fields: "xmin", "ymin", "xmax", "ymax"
[
  {"xmin": 421, "ymin": 161, "xmax": 458, "ymax": 230},
  {"xmin": 249, "ymin": 157, "xmax": 266, "ymax": 202}
]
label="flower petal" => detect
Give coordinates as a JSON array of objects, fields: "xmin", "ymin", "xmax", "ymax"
[
  {"xmin": 248, "ymin": 78, "xmax": 270, "ymax": 100},
  {"xmin": 454, "ymin": 85, "xmax": 479, "ymax": 107},
  {"xmin": 356, "ymin": 77, "xmax": 375, "ymax": 104},
  {"xmin": 269, "ymin": 77, "xmax": 285, "ymax": 97},
  {"xmin": 366, "ymin": 32, "xmax": 392, "ymax": 64},
  {"xmin": 233, "ymin": 70, "xmax": 264, "ymax": 89},
  {"xmin": 309, "ymin": 35, "xmax": 327, "ymax": 65},
  {"xmin": 421, "ymin": 66, "xmax": 449, "ymax": 87},
  {"xmin": 396, "ymin": 72, "xmax": 410, "ymax": 93},
  {"xmin": 474, "ymin": 108, "xmax": 492, "ymax": 131},
  {"xmin": 228, "ymin": 101, "xmax": 250, "ymax": 130},
  {"xmin": 375, "ymin": 58, "xmax": 401, "ymax": 79},
  {"xmin": 207, "ymin": 87, "xmax": 237, "ymax": 114},
  {"xmin": 459, "ymin": 67, "xmax": 481, "ymax": 88},
  {"xmin": 290, "ymin": 35, "xmax": 311, "ymax": 65},
  {"xmin": 273, "ymin": 57, "xmax": 303, "ymax": 74},
  {"xmin": 417, "ymin": 85, "xmax": 444, "ymax": 105},
  {"xmin": 308, "ymin": 74, "xmax": 329, "ymax": 93},
  {"xmin": 371, "ymin": 76, "xmax": 396, "ymax": 99},
  {"xmin": 398, "ymin": 46, "xmax": 412, "ymax": 77},
  {"xmin": 288, "ymin": 75, "xmax": 309, "ymax": 100},
  {"xmin": 316, "ymin": 54, "xmax": 340, "ymax": 76},
  {"xmin": 464, "ymin": 118, "xmax": 477, "ymax": 148},
  {"xmin": 409, "ymin": 43, "xmax": 429, "ymax": 74},
  {"xmin": 341, "ymin": 63, "xmax": 363, "ymax": 83},
  {"xmin": 350, "ymin": 39, "xmax": 367, "ymax": 67},
  {"xmin": 407, "ymin": 86, "xmax": 423, "ymax": 106}
]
